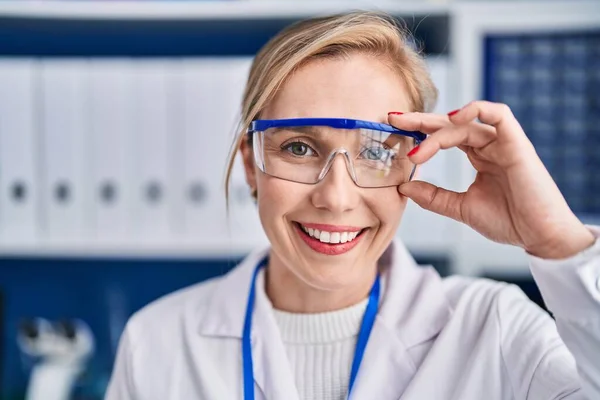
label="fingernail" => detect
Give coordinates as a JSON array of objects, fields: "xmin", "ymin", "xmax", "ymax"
[
  {"xmin": 407, "ymin": 146, "xmax": 420, "ymax": 157},
  {"xmin": 388, "ymin": 111, "xmax": 404, "ymax": 115},
  {"xmin": 447, "ymin": 109, "xmax": 460, "ymax": 117}
]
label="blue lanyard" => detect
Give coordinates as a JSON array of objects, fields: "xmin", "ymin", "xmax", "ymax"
[{"xmin": 242, "ymin": 257, "xmax": 381, "ymax": 400}]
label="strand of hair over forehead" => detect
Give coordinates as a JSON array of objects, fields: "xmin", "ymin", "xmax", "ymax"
[{"xmin": 223, "ymin": 11, "xmax": 432, "ymax": 211}]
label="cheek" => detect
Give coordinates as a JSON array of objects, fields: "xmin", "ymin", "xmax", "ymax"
[
  {"xmin": 366, "ymin": 187, "xmax": 408, "ymax": 228},
  {"xmin": 256, "ymin": 174, "xmax": 308, "ymax": 229}
]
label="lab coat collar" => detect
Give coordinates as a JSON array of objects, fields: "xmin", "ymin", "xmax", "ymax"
[
  {"xmin": 377, "ymin": 238, "xmax": 453, "ymax": 348},
  {"xmin": 197, "ymin": 239, "xmax": 452, "ymax": 399},
  {"xmin": 349, "ymin": 239, "xmax": 453, "ymax": 399},
  {"xmin": 197, "ymin": 246, "xmax": 299, "ymax": 399},
  {"xmin": 197, "ymin": 245, "xmax": 270, "ymax": 338}
]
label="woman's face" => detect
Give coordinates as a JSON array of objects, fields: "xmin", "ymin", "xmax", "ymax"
[{"xmin": 241, "ymin": 53, "xmax": 412, "ymax": 290}]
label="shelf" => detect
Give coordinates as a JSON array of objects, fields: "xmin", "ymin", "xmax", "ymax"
[
  {"xmin": 0, "ymin": 239, "xmax": 267, "ymax": 259},
  {"xmin": 0, "ymin": 1, "xmax": 450, "ymax": 20}
]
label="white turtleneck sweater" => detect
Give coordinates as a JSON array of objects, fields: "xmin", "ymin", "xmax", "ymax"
[{"xmin": 259, "ymin": 270, "xmax": 370, "ymax": 400}]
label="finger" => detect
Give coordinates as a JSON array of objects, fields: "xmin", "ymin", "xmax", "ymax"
[
  {"xmin": 408, "ymin": 123, "xmax": 496, "ymax": 164},
  {"xmin": 457, "ymin": 144, "xmax": 470, "ymax": 154},
  {"xmin": 448, "ymin": 101, "xmax": 526, "ymax": 143},
  {"xmin": 398, "ymin": 181, "xmax": 465, "ymax": 223},
  {"xmin": 387, "ymin": 112, "xmax": 451, "ymax": 134}
]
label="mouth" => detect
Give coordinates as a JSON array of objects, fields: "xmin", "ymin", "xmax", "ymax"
[{"xmin": 293, "ymin": 222, "xmax": 368, "ymax": 256}]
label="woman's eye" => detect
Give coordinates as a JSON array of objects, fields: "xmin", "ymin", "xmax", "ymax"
[
  {"xmin": 284, "ymin": 142, "xmax": 315, "ymax": 156},
  {"xmin": 362, "ymin": 147, "xmax": 392, "ymax": 161}
]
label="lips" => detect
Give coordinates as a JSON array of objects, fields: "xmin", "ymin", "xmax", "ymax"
[{"xmin": 293, "ymin": 222, "xmax": 366, "ymax": 255}]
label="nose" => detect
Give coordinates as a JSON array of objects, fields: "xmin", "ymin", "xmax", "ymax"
[{"xmin": 310, "ymin": 153, "xmax": 360, "ymax": 214}]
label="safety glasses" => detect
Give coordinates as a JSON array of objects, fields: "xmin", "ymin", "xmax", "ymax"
[{"xmin": 247, "ymin": 118, "xmax": 426, "ymax": 188}]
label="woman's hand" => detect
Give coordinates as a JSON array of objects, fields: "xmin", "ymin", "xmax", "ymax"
[{"xmin": 389, "ymin": 101, "xmax": 595, "ymax": 260}]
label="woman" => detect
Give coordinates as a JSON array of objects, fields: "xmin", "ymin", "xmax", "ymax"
[{"xmin": 106, "ymin": 12, "xmax": 600, "ymax": 400}]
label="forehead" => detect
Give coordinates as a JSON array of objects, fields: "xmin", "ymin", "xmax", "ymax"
[{"xmin": 261, "ymin": 53, "xmax": 412, "ymax": 122}]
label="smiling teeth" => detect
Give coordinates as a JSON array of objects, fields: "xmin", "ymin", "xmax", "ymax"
[{"xmin": 301, "ymin": 225, "xmax": 361, "ymax": 243}]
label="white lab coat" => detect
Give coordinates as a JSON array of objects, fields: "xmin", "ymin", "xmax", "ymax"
[{"xmin": 105, "ymin": 227, "xmax": 600, "ymax": 400}]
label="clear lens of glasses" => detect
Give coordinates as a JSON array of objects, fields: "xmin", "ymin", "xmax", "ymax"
[{"xmin": 251, "ymin": 125, "xmax": 418, "ymax": 188}]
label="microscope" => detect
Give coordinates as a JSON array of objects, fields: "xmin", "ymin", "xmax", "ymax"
[{"xmin": 17, "ymin": 318, "xmax": 95, "ymax": 400}]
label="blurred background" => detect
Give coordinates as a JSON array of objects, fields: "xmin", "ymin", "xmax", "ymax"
[{"xmin": 0, "ymin": 0, "xmax": 598, "ymax": 398}]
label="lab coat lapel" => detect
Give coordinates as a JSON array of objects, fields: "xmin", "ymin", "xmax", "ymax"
[
  {"xmin": 350, "ymin": 240, "xmax": 452, "ymax": 399},
  {"xmin": 252, "ymin": 273, "xmax": 301, "ymax": 400},
  {"xmin": 349, "ymin": 318, "xmax": 417, "ymax": 399},
  {"xmin": 197, "ymin": 247, "xmax": 299, "ymax": 400}
]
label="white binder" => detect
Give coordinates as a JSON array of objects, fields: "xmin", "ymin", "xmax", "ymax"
[
  {"xmin": 174, "ymin": 58, "xmax": 238, "ymax": 251},
  {"xmin": 130, "ymin": 60, "xmax": 173, "ymax": 243},
  {"xmin": 0, "ymin": 60, "xmax": 39, "ymax": 246},
  {"xmin": 87, "ymin": 59, "xmax": 135, "ymax": 242},
  {"xmin": 39, "ymin": 60, "xmax": 88, "ymax": 243},
  {"xmin": 217, "ymin": 58, "xmax": 268, "ymax": 253}
]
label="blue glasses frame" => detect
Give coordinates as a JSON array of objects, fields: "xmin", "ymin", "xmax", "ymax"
[{"xmin": 248, "ymin": 118, "xmax": 427, "ymax": 142}]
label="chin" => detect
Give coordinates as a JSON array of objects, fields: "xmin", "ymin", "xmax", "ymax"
[{"xmin": 290, "ymin": 249, "xmax": 369, "ymax": 290}]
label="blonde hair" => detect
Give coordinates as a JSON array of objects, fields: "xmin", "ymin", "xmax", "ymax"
[{"xmin": 224, "ymin": 11, "xmax": 438, "ymax": 204}]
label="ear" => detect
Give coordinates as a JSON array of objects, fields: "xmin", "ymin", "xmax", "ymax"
[{"xmin": 239, "ymin": 136, "xmax": 257, "ymax": 192}]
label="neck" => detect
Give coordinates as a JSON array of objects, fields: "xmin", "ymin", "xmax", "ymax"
[{"xmin": 264, "ymin": 251, "xmax": 377, "ymax": 313}]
